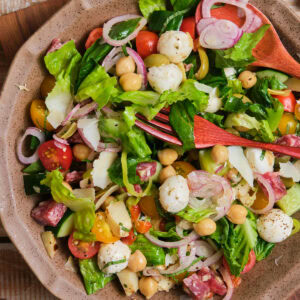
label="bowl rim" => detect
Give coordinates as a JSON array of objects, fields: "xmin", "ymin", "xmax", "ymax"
[{"xmin": 0, "ymin": 0, "xmax": 299, "ymax": 299}]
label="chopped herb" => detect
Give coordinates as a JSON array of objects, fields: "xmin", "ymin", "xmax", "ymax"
[
  {"xmin": 103, "ymin": 259, "xmax": 126, "ymax": 270},
  {"xmin": 260, "ymin": 150, "xmax": 266, "ymax": 161},
  {"xmin": 122, "ymin": 45, "xmax": 129, "ymax": 56},
  {"xmin": 119, "ymin": 223, "xmax": 130, "ymax": 232}
]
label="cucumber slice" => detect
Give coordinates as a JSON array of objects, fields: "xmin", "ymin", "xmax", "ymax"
[
  {"xmin": 46, "ymin": 209, "xmax": 74, "ymax": 238},
  {"xmin": 150, "ymin": 161, "xmax": 162, "ymax": 182},
  {"xmin": 256, "ymin": 69, "xmax": 289, "ymax": 83},
  {"xmin": 277, "ymin": 184, "xmax": 300, "ymax": 216}
]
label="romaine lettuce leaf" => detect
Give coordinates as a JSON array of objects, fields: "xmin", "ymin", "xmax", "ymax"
[
  {"xmin": 210, "ymin": 211, "xmax": 258, "ymax": 276},
  {"xmin": 44, "ymin": 41, "xmax": 82, "ymax": 128},
  {"xmin": 203, "ymin": 112, "xmax": 224, "ymax": 128},
  {"xmin": 170, "ymin": 0, "xmax": 199, "ymax": 11},
  {"xmin": 139, "ymin": 0, "xmax": 166, "ymax": 19},
  {"xmin": 75, "ymin": 65, "xmax": 117, "ymax": 108},
  {"xmin": 75, "ymin": 40, "xmax": 112, "ymax": 92},
  {"xmin": 214, "ymin": 25, "xmax": 270, "ymax": 68},
  {"xmin": 150, "ymin": 227, "xmax": 181, "ymax": 241},
  {"xmin": 79, "ymin": 258, "xmax": 114, "ymax": 295},
  {"xmin": 254, "ymin": 237, "xmax": 275, "ymax": 261},
  {"xmin": 176, "ymin": 206, "xmax": 215, "ymax": 223}
]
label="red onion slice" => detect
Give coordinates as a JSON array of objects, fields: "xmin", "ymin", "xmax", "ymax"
[
  {"xmin": 126, "ymin": 47, "xmax": 147, "ymax": 90},
  {"xmin": 97, "ymin": 142, "xmax": 121, "ymax": 153},
  {"xmin": 219, "ymin": 266, "xmax": 234, "ymax": 300},
  {"xmin": 73, "ymin": 102, "xmax": 98, "ymax": 119},
  {"xmin": 102, "ymin": 47, "xmax": 123, "ymax": 72},
  {"xmin": 53, "ymin": 134, "xmax": 69, "ymax": 145},
  {"xmin": 17, "ymin": 127, "xmax": 45, "ymax": 165},
  {"xmin": 189, "ymin": 250, "xmax": 223, "ymax": 272},
  {"xmin": 61, "ymin": 104, "xmax": 81, "ymax": 126},
  {"xmin": 103, "ymin": 14, "xmax": 147, "ymax": 47},
  {"xmin": 250, "ymin": 173, "xmax": 276, "ymax": 214},
  {"xmin": 54, "ymin": 141, "xmax": 68, "ymax": 151},
  {"xmin": 144, "ymin": 231, "xmax": 199, "ymax": 249},
  {"xmin": 197, "ymin": 17, "xmax": 217, "ymax": 35},
  {"xmin": 95, "ymin": 185, "xmax": 119, "ymax": 210}
]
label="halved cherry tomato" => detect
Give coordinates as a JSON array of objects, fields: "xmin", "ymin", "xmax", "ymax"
[
  {"xmin": 273, "ymin": 91, "xmax": 296, "ymax": 112},
  {"xmin": 91, "ymin": 212, "xmax": 119, "ymax": 244},
  {"xmin": 278, "ymin": 112, "xmax": 298, "ymax": 135},
  {"xmin": 38, "ymin": 140, "xmax": 72, "ymax": 171},
  {"xmin": 180, "ymin": 17, "xmax": 196, "ymax": 39},
  {"xmin": 130, "ymin": 205, "xmax": 141, "ymax": 222},
  {"xmin": 251, "ymin": 187, "xmax": 269, "ymax": 211},
  {"xmin": 85, "ymin": 28, "xmax": 103, "ymax": 49},
  {"xmin": 222, "ymin": 257, "xmax": 242, "ymax": 288},
  {"xmin": 295, "ymin": 102, "xmax": 300, "ymax": 121},
  {"xmin": 241, "ymin": 250, "xmax": 256, "ymax": 274},
  {"xmin": 121, "ymin": 229, "xmax": 137, "ymax": 245},
  {"xmin": 68, "ymin": 232, "xmax": 100, "ymax": 259},
  {"xmin": 135, "ymin": 220, "xmax": 152, "ymax": 234},
  {"xmin": 172, "ymin": 161, "xmax": 196, "ymax": 178},
  {"xmin": 139, "ymin": 195, "xmax": 159, "ymax": 219},
  {"xmin": 136, "ymin": 31, "xmax": 159, "ymax": 58},
  {"xmin": 30, "ymin": 99, "xmax": 54, "ymax": 132}
]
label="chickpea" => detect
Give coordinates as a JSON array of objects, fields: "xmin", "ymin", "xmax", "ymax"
[
  {"xmin": 116, "ymin": 56, "xmax": 136, "ymax": 76},
  {"xmin": 238, "ymin": 71, "xmax": 257, "ymax": 89},
  {"xmin": 128, "ymin": 250, "xmax": 147, "ymax": 272},
  {"xmin": 119, "ymin": 72, "xmax": 142, "ymax": 91},
  {"xmin": 40, "ymin": 75, "xmax": 56, "ymax": 98},
  {"xmin": 139, "ymin": 277, "xmax": 158, "ymax": 299},
  {"xmin": 72, "ymin": 144, "xmax": 91, "ymax": 161},
  {"xmin": 226, "ymin": 204, "xmax": 248, "ymax": 224},
  {"xmin": 62, "ymin": 181, "xmax": 72, "ymax": 191},
  {"xmin": 101, "ymin": 196, "xmax": 116, "ymax": 210},
  {"xmin": 193, "ymin": 218, "xmax": 216, "ymax": 236},
  {"xmin": 158, "ymin": 148, "xmax": 178, "ymax": 166},
  {"xmin": 211, "ymin": 145, "xmax": 228, "ymax": 164},
  {"xmin": 159, "ymin": 165, "xmax": 176, "ymax": 183}
]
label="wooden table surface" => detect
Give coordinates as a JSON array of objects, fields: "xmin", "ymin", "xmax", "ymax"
[{"xmin": 0, "ymin": 0, "xmax": 299, "ymax": 299}]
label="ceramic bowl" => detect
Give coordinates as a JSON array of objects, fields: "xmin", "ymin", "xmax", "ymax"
[{"xmin": 0, "ymin": 0, "xmax": 299, "ymax": 299}]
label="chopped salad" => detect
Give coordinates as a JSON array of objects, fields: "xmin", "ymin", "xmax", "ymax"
[{"xmin": 17, "ymin": 0, "xmax": 300, "ymax": 299}]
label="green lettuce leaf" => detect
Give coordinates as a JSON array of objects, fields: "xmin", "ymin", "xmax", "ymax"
[
  {"xmin": 113, "ymin": 91, "xmax": 160, "ymax": 106},
  {"xmin": 139, "ymin": 0, "xmax": 166, "ymax": 19},
  {"xmin": 149, "ymin": 227, "xmax": 181, "ymax": 241},
  {"xmin": 129, "ymin": 234, "xmax": 165, "ymax": 266},
  {"xmin": 266, "ymin": 100, "xmax": 284, "ymax": 132},
  {"xmin": 44, "ymin": 41, "xmax": 82, "ymax": 128},
  {"xmin": 148, "ymin": 10, "xmax": 184, "ymax": 33},
  {"xmin": 75, "ymin": 65, "xmax": 117, "ymax": 108},
  {"xmin": 214, "ymin": 25, "xmax": 270, "ymax": 68},
  {"xmin": 170, "ymin": 0, "xmax": 199, "ymax": 11},
  {"xmin": 254, "ymin": 237, "xmax": 275, "ymax": 261},
  {"xmin": 79, "ymin": 258, "xmax": 114, "ymax": 295},
  {"xmin": 203, "ymin": 113, "xmax": 224, "ymax": 128},
  {"xmin": 109, "ymin": 18, "xmax": 142, "ymax": 40},
  {"xmin": 73, "ymin": 208, "xmax": 96, "ymax": 240},
  {"xmin": 22, "ymin": 161, "xmax": 45, "ymax": 174},
  {"xmin": 210, "ymin": 211, "xmax": 258, "ymax": 276},
  {"xmin": 176, "ymin": 206, "xmax": 215, "ymax": 223},
  {"xmin": 75, "ymin": 41, "xmax": 112, "ymax": 92}
]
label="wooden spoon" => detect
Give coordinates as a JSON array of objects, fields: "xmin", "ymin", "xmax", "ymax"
[{"xmin": 195, "ymin": 3, "xmax": 300, "ymax": 78}]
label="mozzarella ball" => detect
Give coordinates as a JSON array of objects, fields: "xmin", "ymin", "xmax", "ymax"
[
  {"xmin": 159, "ymin": 175, "xmax": 189, "ymax": 213},
  {"xmin": 157, "ymin": 31, "xmax": 193, "ymax": 63},
  {"xmin": 257, "ymin": 209, "xmax": 293, "ymax": 243},
  {"xmin": 204, "ymin": 88, "xmax": 222, "ymax": 113},
  {"xmin": 148, "ymin": 64, "xmax": 182, "ymax": 94},
  {"xmin": 245, "ymin": 148, "xmax": 274, "ymax": 174},
  {"xmin": 98, "ymin": 241, "xmax": 130, "ymax": 274}
]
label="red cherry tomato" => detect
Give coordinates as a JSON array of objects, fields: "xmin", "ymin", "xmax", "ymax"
[
  {"xmin": 38, "ymin": 140, "xmax": 72, "ymax": 171},
  {"xmin": 222, "ymin": 257, "xmax": 242, "ymax": 288},
  {"xmin": 85, "ymin": 28, "xmax": 103, "ymax": 49},
  {"xmin": 130, "ymin": 205, "xmax": 141, "ymax": 222},
  {"xmin": 136, "ymin": 31, "xmax": 159, "ymax": 58},
  {"xmin": 180, "ymin": 17, "xmax": 196, "ymax": 39},
  {"xmin": 68, "ymin": 233, "xmax": 100, "ymax": 259},
  {"xmin": 273, "ymin": 91, "xmax": 296, "ymax": 112},
  {"xmin": 241, "ymin": 249, "xmax": 256, "ymax": 274},
  {"xmin": 121, "ymin": 229, "xmax": 137, "ymax": 245},
  {"xmin": 135, "ymin": 220, "xmax": 152, "ymax": 234}
]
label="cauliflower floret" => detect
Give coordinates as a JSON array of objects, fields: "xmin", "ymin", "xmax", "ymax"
[
  {"xmin": 157, "ymin": 31, "xmax": 193, "ymax": 63},
  {"xmin": 257, "ymin": 209, "xmax": 293, "ymax": 243},
  {"xmin": 98, "ymin": 241, "xmax": 130, "ymax": 274},
  {"xmin": 147, "ymin": 64, "xmax": 183, "ymax": 94},
  {"xmin": 159, "ymin": 175, "xmax": 189, "ymax": 213},
  {"xmin": 245, "ymin": 148, "xmax": 274, "ymax": 174}
]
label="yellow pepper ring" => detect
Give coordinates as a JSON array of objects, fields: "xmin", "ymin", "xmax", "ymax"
[{"xmin": 195, "ymin": 46, "xmax": 209, "ymax": 80}]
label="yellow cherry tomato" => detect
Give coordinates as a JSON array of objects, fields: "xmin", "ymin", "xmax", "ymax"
[
  {"xmin": 251, "ymin": 187, "xmax": 269, "ymax": 210},
  {"xmin": 172, "ymin": 161, "xmax": 196, "ymax": 178},
  {"xmin": 40, "ymin": 75, "xmax": 56, "ymax": 99},
  {"xmin": 294, "ymin": 102, "xmax": 300, "ymax": 121},
  {"xmin": 30, "ymin": 99, "xmax": 54, "ymax": 131},
  {"xmin": 139, "ymin": 195, "xmax": 160, "ymax": 219},
  {"xmin": 278, "ymin": 112, "xmax": 298, "ymax": 135},
  {"xmin": 91, "ymin": 212, "xmax": 119, "ymax": 244}
]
